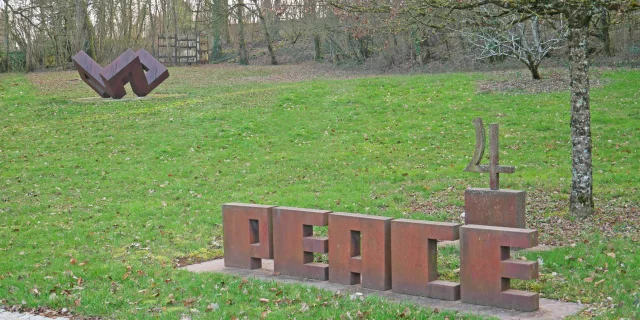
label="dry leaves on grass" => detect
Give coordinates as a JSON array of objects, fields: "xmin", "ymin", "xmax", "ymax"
[
  {"xmin": 476, "ymin": 69, "xmax": 608, "ymax": 94},
  {"xmin": 407, "ymin": 189, "xmax": 639, "ymax": 247}
]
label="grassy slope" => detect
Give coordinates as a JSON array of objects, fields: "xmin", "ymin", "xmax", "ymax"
[{"xmin": 0, "ymin": 65, "xmax": 638, "ymax": 319}]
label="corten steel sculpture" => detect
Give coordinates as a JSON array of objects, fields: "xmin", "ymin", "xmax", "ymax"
[
  {"xmin": 273, "ymin": 207, "xmax": 330, "ymax": 280},
  {"xmin": 222, "ymin": 203, "xmax": 274, "ymax": 269},
  {"xmin": 459, "ymin": 225, "xmax": 539, "ymax": 311},
  {"xmin": 72, "ymin": 49, "xmax": 169, "ymax": 99},
  {"xmin": 328, "ymin": 212, "xmax": 392, "ymax": 291},
  {"xmin": 464, "ymin": 117, "xmax": 526, "ymax": 228},
  {"xmin": 464, "ymin": 117, "xmax": 516, "ymax": 190},
  {"xmin": 391, "ymin": 220, "xmax": 461, "ymax": 300},
  {"xmin": 222, "ymin": 203, "xmax": 541, "ymax": 311},
  {"xmin": 220, "ymin": 119, "xmax": 541, "ymax": 311}
]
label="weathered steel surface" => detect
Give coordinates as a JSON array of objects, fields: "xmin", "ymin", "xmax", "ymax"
[
  {"xmin": 328, "ymin": 212, "xmax": 392, "ymax": 290},
  {"xmin": 464, "ymin": 118, "xmax": 515, "ymax": 190},
  {"xmin": 222, "ymin": 203, "xmax": 274, "ymax": 269},
  {"xmin": 464, "ymin": 117, "xmax": 487, "ymax": 173},
  {"xmin": 391, "ymin": 219, "xmax": 461, "ymax": 300},
  {"xmin": 460, "ymin": 225, "xmax": 539, "ymax": 311},
  {"xmin": 71, "ymin": 51, "xmax": 110, "ymax": 98},
  {"xmin": 71, "ymin": 49, "xmax": 169, "ymax": 99},
  {"xmin": 136, "ymin": 49, "xmax": 170, "ymax": 96},
  {"xmin": 273, "ymin": 207, "xmax": 331, "ymax": 280},
  {"xmin": 100, "ymin": 49, "xmax": 144, "ymax": 99},
  {"xmin": 465, "ymin": 188, "xmax": 526, "ymax": 228}
]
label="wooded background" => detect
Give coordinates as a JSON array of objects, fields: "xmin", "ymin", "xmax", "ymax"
[{"xmin": 1, "ymin": 0, "xmax": 639, "ymax": 73}]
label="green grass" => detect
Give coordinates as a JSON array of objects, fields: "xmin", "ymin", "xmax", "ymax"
[{"xmin": 1, "ymin": 65, "xmax": 638, "ymax": 319}]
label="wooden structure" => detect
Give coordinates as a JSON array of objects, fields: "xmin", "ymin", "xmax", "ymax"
[{"xmin": 157, "ymin": 33, "xmax": 209, "ymax": 65}]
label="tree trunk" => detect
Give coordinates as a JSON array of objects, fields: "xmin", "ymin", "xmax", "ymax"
[
  {"xmin": 4, "ymin": 0, "xmax": 9, "ymax": 72},
  {"xmin": 75, "ymin": 0, "xmax": 87, "ymax": 53},
  {"xmin": 210, "ymin": 0, "xmax": 222, "ymax": 61},
  {"xmin": 236, "ymin": 0, "xmax": 248, "ymax": 64},
  {"xmin": 194, "ymin": 0, "xmax": 200, "ymax": 62},
  {"xmin": 172, "ymin": 0, "xmax": 178, "ymax": 65},
  {"xmin": 568, "ymin": 16, "xmax": 594, "ymax": 217},
  {"xmin": 527, "ymin": 62, "xmax": 541, "ymax": 80},
  {"xmin": 147, "ymin": 0, "xmax": 156, "ymax": 56},
  {"xmin": 600, "ymin": 10, "xmax": 614, "ymax": 56},
  {"xmin": 314, "ymin": 34, "xmax": 322, "ymax": 61},
  {"xmin": 222, "ymin": 0, "xmax": 231, "ymax": 44},
  {"xmin": 250, "ymin": 0, "xmax": 277, "ymax": 65}
]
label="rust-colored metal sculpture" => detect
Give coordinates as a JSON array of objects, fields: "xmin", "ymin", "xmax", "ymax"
[
  {"xmin": 465, "ymin": 188, "xmax": 526, "ymax": 228},
  {"xmin": 464, "ymin": 117, "xmax": 515, "ymax": 190},
  {"xmin": 221, "ymin": 203, "xmax": 541, "ymax": 312},
  {"xmin": 72, "ymin": 49, "xmax": 169, "ymax": 99},
  {"xmin": 464, "ymin": 117, "xmax": 526, "ymax": 229},
  {"xmin": 222, "ymin": 203, "xmax": 274, "ymax": 269},
  {"xmin": 273, "ymin": 207, "xmax": 330, "ymax": 280},
  {"xmin": 391, "ymin": 220, "xmax": 461, "ymax": 300},
  {"xmin": 328, "ymin": 212, "xmax": 392, "ymax": 290},
  {"xmin": 460, "ymin": 225, "xmax": 539, "ymax": 311},
  {"xmin": 221, "ymin": 118, "xmax": 542, "ymax": 311}
]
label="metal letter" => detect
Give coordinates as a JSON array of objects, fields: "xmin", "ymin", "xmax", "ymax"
[
  {"xmin": 460, "ymin": 225, "xmax": 539, "ymax": 311},
  {"xmin": 273, "ymin": 207, "xmax": 330, "ymax": 280},
  {"xmin": 328, "ymin": 212, "xmax": 392, "ymax": 290},
  {"xmin": 222, "ymin": 203, "xmax": 274, "ymax": 269},
  {"xmin": 391, "ymin": 219, "xmax": 461, "ymax": 300}
]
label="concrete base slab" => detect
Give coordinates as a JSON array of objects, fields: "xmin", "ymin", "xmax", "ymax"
[
  {"xmin": 183, "ymin": 259, "xmax": 583, "ymax": 320},
  {"xmin": 74, "ymin": 93, "xmax": 185, "ymax": 103}
]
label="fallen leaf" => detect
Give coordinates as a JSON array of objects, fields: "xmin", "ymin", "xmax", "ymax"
[
  {"xmin": 205, "ymin": 303, "xmax": 219, "ymax": 312},
  {"xmin": 259, "ymin": 298, "xmax": 269, "ymax": 303},
  {"xmin": 70, "ymin": 258, "xmax": 77, "ymax": 265},
  {"xmin": 183, "ymin": 297, "xmax": 196, "ymax": 307},
  {"xmin": 607, "ymin": 252, "xmax": 616, "ymax": 258},
  {"xmin": 583, "ymin": 277, "xmax": 593, "ymax": 283}
]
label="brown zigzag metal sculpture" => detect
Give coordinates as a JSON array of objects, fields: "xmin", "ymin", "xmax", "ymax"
[{"xmin": 72, "ymin": 49, "xmax": 169, "ymax": 99}]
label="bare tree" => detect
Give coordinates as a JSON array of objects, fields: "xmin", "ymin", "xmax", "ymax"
[
  {"xmin": 243, "ymin": 0, "xmax": 277, "ymax": 64},
  {"xmin": 408, "ymin": 0, "xmax": 639, "ymax": 217},
  {"xmin": 462, "ymin": 15, "xmax": 566, "ymax": 79}
]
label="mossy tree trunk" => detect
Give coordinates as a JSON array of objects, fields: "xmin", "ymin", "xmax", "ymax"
[
  {"xmin": 568, "ymin": 12, "xmax": 594, "ymax": 217},
  {"xmin": 236, "ymin": 0, "xmax": 248, "ymax": 65}
]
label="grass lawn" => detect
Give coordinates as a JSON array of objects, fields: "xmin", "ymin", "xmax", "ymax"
[{"xmin": 1, "ymin": 64, "xmax": 638, "ymax": 319}]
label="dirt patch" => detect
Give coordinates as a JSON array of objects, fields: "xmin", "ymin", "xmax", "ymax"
[{"xmin": 476, "ymin": 69, "xmax": 609, "ymax": 94}]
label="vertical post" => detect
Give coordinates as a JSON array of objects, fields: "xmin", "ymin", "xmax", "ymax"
[{"xmin": 489, "ymin": 124, "xmax": 499, "ymax": 190}]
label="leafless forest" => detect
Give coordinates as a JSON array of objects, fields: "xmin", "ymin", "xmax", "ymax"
[{"xmin": 1, "ymin": 0, "xmax": 639, "ymax": 74}]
